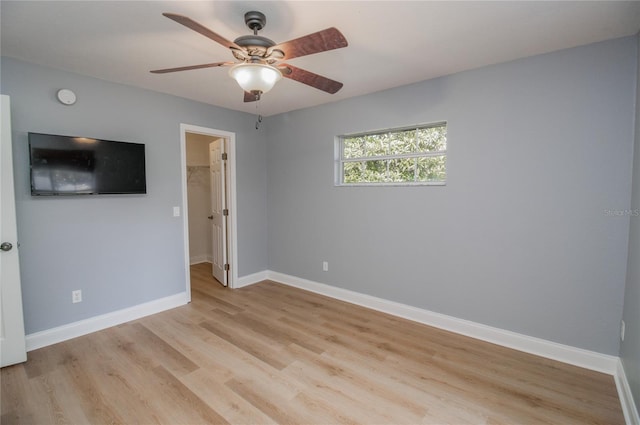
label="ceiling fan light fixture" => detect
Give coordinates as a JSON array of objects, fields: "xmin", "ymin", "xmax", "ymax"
[{"xmin": 229, "ymin": 63, "xmax": 282, "ymax": 95}]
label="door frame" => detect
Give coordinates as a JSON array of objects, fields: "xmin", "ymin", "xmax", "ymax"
[{"xmin": 180, "ymin": 123, "xmax": 238, "ymax": 299}]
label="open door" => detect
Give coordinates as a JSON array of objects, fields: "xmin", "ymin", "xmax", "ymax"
[
  {"xmin": 0, "ymin": 95, "xmax": 27, "ymax": 367},
  {"xmin": 209, "ymin": 139, "xmax": 228, "ymax": 286}
]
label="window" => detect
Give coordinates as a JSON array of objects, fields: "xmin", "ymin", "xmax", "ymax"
[{"xmin": 336, "ymin": 122, "xmax": 447, "ymax": 186}]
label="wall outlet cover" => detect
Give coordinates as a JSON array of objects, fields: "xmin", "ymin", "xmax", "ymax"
[{"xmin": 72, "ymin": 290, "xmax": 82, "ymax": 303}]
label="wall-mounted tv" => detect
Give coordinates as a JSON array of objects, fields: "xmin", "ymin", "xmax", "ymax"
[{"xmin": 28, "ymin": 132, "xmax": 146, "ymax": 196}]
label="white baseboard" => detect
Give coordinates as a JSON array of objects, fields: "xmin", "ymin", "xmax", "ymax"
[
  {"xmin": 266, "ymin": 270, "xmax": 619, "ymax": 375},
  {"xmin": 190, "ymin": 255, "xmax": 212, "ymax": 265},
  {"xmin": 616, "ymin": 358, "xmax": 640, "ymax": 425},
  {"xmin": 26, "ymin": 292, "xmax": 189, "ymax": 352},
  {"xmin": 235, "ymin": 270, "xmax": 269, "ymax": 288}
]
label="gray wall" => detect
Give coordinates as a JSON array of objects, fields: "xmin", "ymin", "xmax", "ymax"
[
  {"xmin": 265, "ymin": 37, "xmax": 636, "ymax": 355},
  {"xmin": 1, "ymin": 57, "xmax": 268, "ymax": 334},
  {"xmin": 620, "ymin": 32, "xmax": 640, "ymax": 412}
]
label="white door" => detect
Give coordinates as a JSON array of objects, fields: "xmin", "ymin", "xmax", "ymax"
[
  {"xmin": 0, "ymin": 95, "xmax": 27, "ymax": 367},
  {"xmin": 209, "ymin": 139, "xmax": 227, "ymax": 286}
]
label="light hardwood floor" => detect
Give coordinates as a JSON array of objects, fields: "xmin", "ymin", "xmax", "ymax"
[{"xmin": 1, "ymin": 263, "xmax": 624, "ymax": 424}]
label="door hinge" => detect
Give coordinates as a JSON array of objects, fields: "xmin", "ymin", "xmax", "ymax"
[
  {"xmin": 223, "ymin": 208, "xmax": 229, "ymax": 216},
  {"xmin": 221, "ymin": 153, "xmax": 228, "ymax": 161},
  {"xmin": 224, "ymin": 263, "xmax": 230, "ymax": 271}
]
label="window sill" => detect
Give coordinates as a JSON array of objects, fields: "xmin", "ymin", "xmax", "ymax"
[{"xmin": 335, "ymin": 181, "xmax": 446, "ymax": 187}]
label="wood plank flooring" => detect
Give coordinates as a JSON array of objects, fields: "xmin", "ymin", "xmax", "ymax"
[{"xmin": 1, "ymin": 263, "xmax": 624, "ymax": 424}]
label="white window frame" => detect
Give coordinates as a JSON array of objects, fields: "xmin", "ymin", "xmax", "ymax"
[{"xmin": 335, "ymin": 122, "xmax": 447, "ymax": 187}]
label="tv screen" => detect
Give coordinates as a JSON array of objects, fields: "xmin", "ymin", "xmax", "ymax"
[{"xmin": 29, "ymin": 133, "xmax": 146, "ymax": 196}]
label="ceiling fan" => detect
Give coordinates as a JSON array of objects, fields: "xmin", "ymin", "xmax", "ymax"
[{"xmin": 151, "ymin": 11, "xmax": 348, "ymax": 102}]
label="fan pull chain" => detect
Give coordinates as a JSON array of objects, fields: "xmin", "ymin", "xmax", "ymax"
[{"xmin": 255, "ymin": 97, "xmax": 263, "ymax": 130}]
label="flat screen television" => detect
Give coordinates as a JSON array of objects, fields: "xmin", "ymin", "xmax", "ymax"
[{"xmin": 29, "ymin": 132, "xmax": 146, "ymax": 196}]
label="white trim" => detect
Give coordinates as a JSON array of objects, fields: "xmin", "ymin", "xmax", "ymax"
[
  {"xmin": 25, "ymin": 292, "xmax": 189, "ymax": 352},
  {"xmin": 180, "ymin": 124, "xmax": 239, "ymax": 293},
  {"xmin": 616, "ymin": 359, "xmax": 640, "ymax": 425},
  {"xmin": 179, "ymin": 127, "xmax": 191, "ymax": 302},
  {"xmin": 266, "ymin": 270, "xmax": 619, "ymax": 375},
  {"xmin": 236, "ymin": 271, "xmax": 269, "ymax": 288}
]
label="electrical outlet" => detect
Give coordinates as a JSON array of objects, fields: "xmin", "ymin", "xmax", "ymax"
[
  {"xmin": 621, "ymin": 320, "xmax": 626, "ymax": 341},
  {"xmin": 72, "ymin": 290, "xmax": 82, "ymax": 304},
  {"xmin": 322, "ymin": 261, "xmax": 329, "ymax": 272}
]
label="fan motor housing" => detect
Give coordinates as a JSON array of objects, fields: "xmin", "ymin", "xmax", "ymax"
[
  {"xmin": 234, "ymin": 35, "xmax": 276, "ymax": 49},
  {"xmin": 236, "ymin": 11, "xmax": 274, "ymax": 49},
  {"xmin": 233, "ymin": 11, "xmax": 282, "ymax": 61}
]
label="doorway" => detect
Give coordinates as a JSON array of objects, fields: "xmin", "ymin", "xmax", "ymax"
[{"xmin": 180, "ymin": 124, "xmax": 237, "ymax": 299}]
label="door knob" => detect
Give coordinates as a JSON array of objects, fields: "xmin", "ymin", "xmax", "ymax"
[
  {"xmin": 207, "ymin": 215, "xmax": 213, "ymax": 220},
  {"xmin": 0, "ymin": 242, "xmax": 13, "ymax": 252}
]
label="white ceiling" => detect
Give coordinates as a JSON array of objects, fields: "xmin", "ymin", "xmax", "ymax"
[{"xmin": 2, "ymin": 1, "xmax": 639, "ymax": 116}]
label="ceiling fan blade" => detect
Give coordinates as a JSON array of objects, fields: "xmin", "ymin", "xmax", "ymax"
[
  {"xmin": 279, "ymin": 64, "xmax": 343, "ymax": 94},
  {"xmin": 150, "ymin": 62, "xmax": 233, "ymax": 74},
  {"xmin": 163, "ymin": 13, "xmax": 242, "ymax": 50},
  {"xmin": 272, "ymin": 28, "xmax": 348, "ymax": 60},
  {"xmin": 244, "ymin": 91, "xmax": 259, "ymax": 103}
]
